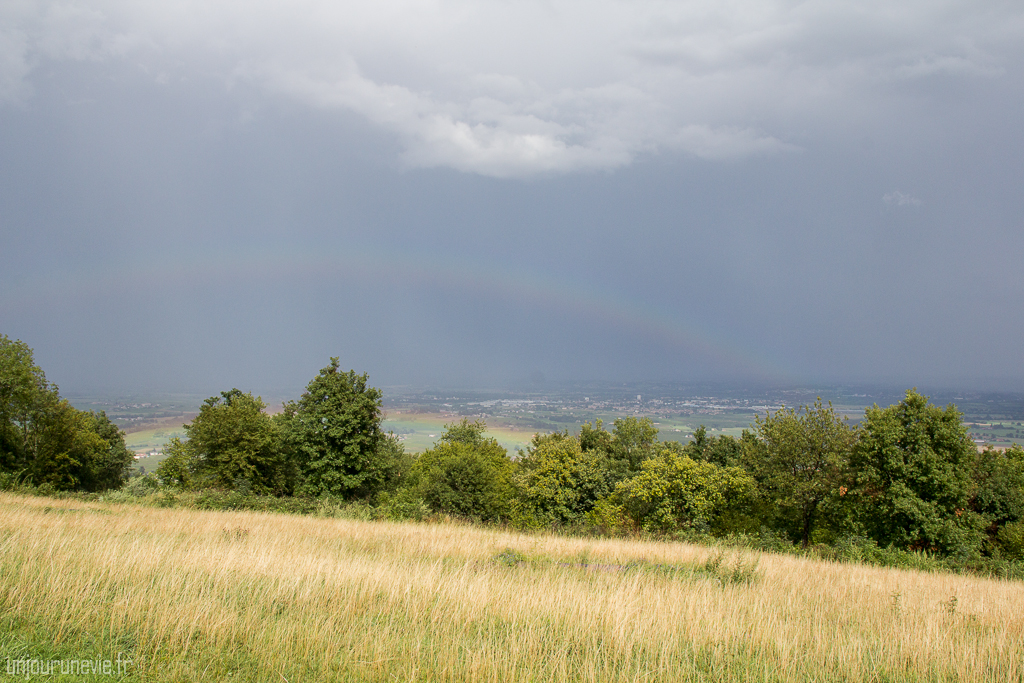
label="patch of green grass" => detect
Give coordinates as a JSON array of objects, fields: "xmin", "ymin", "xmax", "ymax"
[{"xmin": 0, "ymin": 614, "xmax": 144, "ymax": 682}]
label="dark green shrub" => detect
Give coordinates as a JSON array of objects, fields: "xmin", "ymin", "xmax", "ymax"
[
  {"xmin": 493, "ymin": 548, "xmax": 527, "ymax": 567},
  {"xmin": 515, "ymin": 435, "xmax": 610, "ymax": 526},
  {"xmin": 997, "ymin": 521, "xmax": 1024, "ymax": 560}
]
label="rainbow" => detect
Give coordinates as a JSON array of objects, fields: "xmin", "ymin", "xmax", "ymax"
[{"xmin": 1, "ymin": 244, "xmax": 794, "ymax": 382}]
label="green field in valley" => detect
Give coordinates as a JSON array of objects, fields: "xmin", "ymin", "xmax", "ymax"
[{"xmin": 383, "ymin": 412, "xmax": 533, "ymax": 454}]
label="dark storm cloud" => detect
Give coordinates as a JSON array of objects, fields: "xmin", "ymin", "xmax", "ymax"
[{"xmin": 1, "ymin": 0, "xmax": 1024, "ymax": 394}]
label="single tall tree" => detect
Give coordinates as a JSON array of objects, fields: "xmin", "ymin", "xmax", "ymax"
[
  {"xmin": 279, "ymin": 358, "xmax": 388, "ymax": 498},
  {"xmin": 747, "ymin": 399, "xmax": 855, "ymax": 546},
  {"xmin": 850, "ymin": 389, "xmax": 983, "ymax": 554}
]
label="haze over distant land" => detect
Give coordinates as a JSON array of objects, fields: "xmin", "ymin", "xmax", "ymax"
[{"xmin": 2, "ymin": 1, "xmax": 1023, "ymax": 395}]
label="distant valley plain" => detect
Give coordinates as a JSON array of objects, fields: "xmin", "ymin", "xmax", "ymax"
[{"xmin": 69, "ymin": 383, "xmax": 1024, "ymax": 475}]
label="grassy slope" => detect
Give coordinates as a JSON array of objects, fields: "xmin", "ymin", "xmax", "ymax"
[{"xmin": 1, "ymin": 493, "xmax": 1021, "ymax": 682}]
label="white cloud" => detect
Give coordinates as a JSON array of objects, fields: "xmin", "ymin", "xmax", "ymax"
[
  {"xmin": 668, "ymin": 125, "xmax": 796, "ymax": 160},
  {"xmin": 0, "ymin": 28, "xmax": 31, "ymax": 103},
  {"xmin": 2, "ymin": 0, "xmax": 1023, "ymax": 176},
  {"xmin": 883, "ymin": 191, "xmax": 922, "ymax": 207}
]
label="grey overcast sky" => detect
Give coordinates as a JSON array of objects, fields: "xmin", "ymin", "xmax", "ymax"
[{"xmin": 2, "ymin": 0, "xmax": 1023, "ymax": 395}]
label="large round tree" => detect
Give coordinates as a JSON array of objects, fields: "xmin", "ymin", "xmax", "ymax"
[{"xmin": 850, "ymin": 389, "xmax": 983, "ymax": 554}]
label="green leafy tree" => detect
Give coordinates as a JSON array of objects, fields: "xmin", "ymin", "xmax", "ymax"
[
  {"xmin": 156, "ymin": 437, "xmax": 198, "ymax": 489},
  {"xmin": 376, "ymin": 432, "xmax": 413, "ymax": 493},
  {"xmin": 579, "ymin": 419, "xmax": 614, "ymax": 455},
  {"xmin": 439, "ymin": 418, "xmax": 489, "ymax": 446},
  {"xmin": 849, "ymin": 389, "xmax": 983, "ymax": 554},
  {"xmin": 578, "ymin": 417, "xmax": 658, "ymax": 484},
  {"xmin": 614, "ymin": 448, "xmax": 755, "ymax": 534},
  {"xmin": 29, "ymin": 397, "xmax": 106, "ymax": 491},
  {"xmin": 971, "ymin": 444, "xmax": 1024, "ymax": 553},
  {"xmin": 81, "ymin": 410, "xmax": 136, "ymax": 491},
  {"xmin": 747, "ymin": 399, "xmax": 856, "ymax": 546},
  {"xmin": 25, "ymin": 399, "xmax": 134, "ymax": 492},
  {"xmin": 689, "ymin": 425, "xmax": 710, "ymax": 457},
  {"xmin": 0, "ymin": 335, "xmax": 53, "ymax": 473},
  {"xmin": 1, "ymin": 336, "xmax": 133, "ymax": 492},
  {"xmin": 685, "ymin": 426, "xmax": 747, "ymax": 468},
  {"xmin": 515, "ymin": 433, "xmax": 610, "ymax": 526},
  {"xmin": 278, "ymin": 359, "xmax": 389, "ymax": 499},
  {"xmin": 157, "ymin": 389, "xmax": 286, "ymax": 493},
  {"xmin": 611, "ymin": 416, "xmax": 659, "ymax": 472}
]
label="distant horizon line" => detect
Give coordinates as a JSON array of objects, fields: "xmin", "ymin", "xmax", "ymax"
[{"xmin": 61, "ymin": 378, "xmax": 1024, "ymax": 401}]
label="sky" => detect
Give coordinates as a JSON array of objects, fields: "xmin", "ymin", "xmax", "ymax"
[{"xmin": 2, "ymin": 0, "xmax": 1024, "ymax": 395}]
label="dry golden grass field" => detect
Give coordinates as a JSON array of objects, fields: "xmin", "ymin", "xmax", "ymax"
[{"xmin": 1, "ymin": 492, "xmax": 1022, "ymax": 682}]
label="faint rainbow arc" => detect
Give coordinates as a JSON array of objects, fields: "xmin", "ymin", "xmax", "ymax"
[{"xmin": 1, "ymin": 246, "xmax": 793, "ymax": 381}]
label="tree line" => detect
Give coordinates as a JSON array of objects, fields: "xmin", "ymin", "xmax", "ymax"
[
  {"xmin": 2, "ymin": 334, "xmax": 1023, "ymax": 561},
  {"xmin": 381, "ymin": 397, "xmax": 1024, "ymax": 561}
]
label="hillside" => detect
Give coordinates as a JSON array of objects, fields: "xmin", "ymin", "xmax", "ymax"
[{"xmin": 1, "ymin": 493, "xmax": 1021, "ymax": 682}]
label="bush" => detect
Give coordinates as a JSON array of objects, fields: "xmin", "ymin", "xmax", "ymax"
[
  {"xmin": 404, "ymin": 422, "xmax": 514, "ymax": 522},
  {"xmin": 376, "ymin": 489, "xmax": 430, "ymax": 521},
  {"xmin": 585, "ymin": 498, "xmax": 631, "ymax": 535},
  {"xmin": 0, "ymin": 470, "xmax": 30, "ymax": 492},
  {"xmin": 126, "ymin": 473, "xmax": 161, "ymax": 495},
  {"xmin": 515, "ymin": 435, "xmax": 610, "ymax": 526},
  {"xmin": 493, "ymin": 548, "xmax": 527, "ymax": 567},
  {"xmin": 614, "ymin": 450, "xmax": 755, "ymax": 534},
  {"xmin": 413, "ymin": 443, "xmax": 512, "ymax": 521}
]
